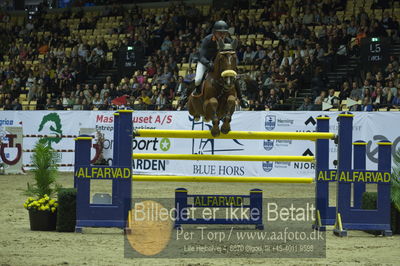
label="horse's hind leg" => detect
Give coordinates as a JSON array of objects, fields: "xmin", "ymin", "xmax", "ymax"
[
  {"xmin": 221, "ymin": 95, "xmax": 236, "ymax": 134},
  {"xmin": 204, "ymin": 97, "xmax": 220, "ymax": 137}
]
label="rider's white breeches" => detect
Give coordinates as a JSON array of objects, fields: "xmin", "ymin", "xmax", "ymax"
[{"xmin": 194, "ymin": 62, "xmax": 207, "ymax": 86}]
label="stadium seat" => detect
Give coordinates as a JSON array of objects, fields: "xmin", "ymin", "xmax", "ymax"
[
  {"xmin": 19, "ymin": 94, "xmax": 27, "ymax": 101},
  {"xmin": 178, "ymin": 70, "xmax": 186, "ymax": 77},
  {"xmin": 181, "ymin": 63, "xmax": 189, "ymax": 70},
  {"xmin": 65, "ymin": 48, "xmax": 72, "ymax": 57},
  {"xmin": 264, "ymin": 40, "xmax": 273, "ymax": 46}
]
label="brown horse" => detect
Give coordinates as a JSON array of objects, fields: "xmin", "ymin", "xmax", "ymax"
[{"xmin": 188, "ymin": 39, "xmax": 238, "ymax": 137}]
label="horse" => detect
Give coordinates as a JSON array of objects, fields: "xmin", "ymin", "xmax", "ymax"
[{"xmin": 188, "ymin": 39, "xmax": 238, "ymax": 137}]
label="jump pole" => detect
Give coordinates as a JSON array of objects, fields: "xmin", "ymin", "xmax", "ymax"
[
  {"xmin": 134, "ymin": 129, "xmax": 335, "ymax": 141},
  {"xmin": 133, "ymin": 154, "xmax": 315, "ymax": 162},
  {"xmin": 132, "ymin": 175, "xmax": 314, "ymax": 183}
]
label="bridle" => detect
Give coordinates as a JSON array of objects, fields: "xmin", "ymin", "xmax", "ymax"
[{"xmin": 214, "ymin": 50, "xmax": 237, "ymax": 93}]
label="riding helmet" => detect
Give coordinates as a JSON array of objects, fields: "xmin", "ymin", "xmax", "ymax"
[{"xmin": 213, "ymin": 20, "xmax": 229, "ymax": 33}]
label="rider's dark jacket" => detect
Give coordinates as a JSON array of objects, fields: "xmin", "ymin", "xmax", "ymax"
[{"xmin": 199, "ymin": 34, "xmax": 232, "ymax": 67}]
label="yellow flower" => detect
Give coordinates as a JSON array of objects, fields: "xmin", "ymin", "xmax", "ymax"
[
  {"xmin": 54, "ymin": 203, "xmax": 58, "ymax": 207},
  {"xmin": 49, "ymin": 199, "xmax": 55, "ymax": 205},
  {"xmin": 51, "ymin": 207, "xmax": 56, "ymax": 213},
  {"xmin": 44, "ymin": 196, "xmax": 50, "ymax": 201},
  {"xmin": 40, "ymin": 206, "xmax": 46, "ymax": 211},
  {"xmin": 24, "ymin": 203, "xmax": 27, "ymax": 208},
  {"xmin": 39, "ymin": 199, "xmax": 45, "ymax": 204}
]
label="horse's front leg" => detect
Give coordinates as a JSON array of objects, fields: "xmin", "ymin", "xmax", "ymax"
[
  {"xmin": 188, "ymin": 96, "xmax": 202, "ymax": 121},
  {"xmin": 204, "ymin": 97, "xmax": 220, "ymax": 137},
  {"xmin": 221, "ymin": 94, "xmax": 236, "ymax": 134}
]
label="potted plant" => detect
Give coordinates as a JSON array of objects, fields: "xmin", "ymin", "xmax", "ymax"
[
  {"xmin": 24, "ymin": 195, "xmax": 58, "ymax": 231},
  {"xmin": 23, "ymin": 141, "xmax": 60, "ymax": 231}
]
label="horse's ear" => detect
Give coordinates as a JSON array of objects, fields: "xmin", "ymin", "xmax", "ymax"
[
  {"xmin": 231, "ymin": 39, "xmax": 238, "ymax": 50},
  {"xmin": 217, "ymin": 39, "xmax": 225, "ymax": 50}
]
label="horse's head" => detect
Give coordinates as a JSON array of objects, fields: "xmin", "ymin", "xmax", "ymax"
[{"xmin": 214, "ymin": 39, "xmax": 238, "ymax": 89}]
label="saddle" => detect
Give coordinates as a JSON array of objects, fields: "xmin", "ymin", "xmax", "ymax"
[{"xmin": 191, "ymin": 71, "xmax": 210, "ymax": 98}]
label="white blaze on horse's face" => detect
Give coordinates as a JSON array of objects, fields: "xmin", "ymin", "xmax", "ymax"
[
  {"xmin": 227, "ymin": 54, "xmax": 232, "ymax": 65},
  {"xmin": 219, "ymin": 51, "xmax": 237, "ymax": 89},
  {"xmin": 224, "ymin": 75, "xmax": 230, "ymax": 86},
  {"xmin": 226, "ymin": 76, "xmax": 232, "ymax": 86}
]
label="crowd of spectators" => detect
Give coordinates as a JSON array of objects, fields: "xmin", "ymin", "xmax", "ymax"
[
  {"xmin": 1, "ymin": 0, "xmax": 400, "ymax": 111},
  {"xmin": 309, "ymin": 58, "xmax": 400, "ymax": 111}
]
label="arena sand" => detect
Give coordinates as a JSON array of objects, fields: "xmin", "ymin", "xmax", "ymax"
[{"xmin": 0, "ymin": 173, "xmax": 399, "ymax": 266}]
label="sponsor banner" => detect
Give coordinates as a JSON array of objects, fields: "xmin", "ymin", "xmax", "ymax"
[
  {"xmin": 0, "ymin": 112, "xmax": 20, "ymax": 172},
  {"xmin": 0, "ymin": 111, "xmax": 399, "ymax": 178},
  {"xmin": 131, "ymin": 111, "xmax": 263, "ymax": 176}
]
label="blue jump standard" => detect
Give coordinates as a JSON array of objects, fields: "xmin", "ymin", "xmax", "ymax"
[
  {"xmin": 74, "ymin": 111, "xmax": 133, "ymax": 233},
  {"xmin": 333, "ymin": 113, "xmax": 392, "ymax": 236},
  {"xmin": 174, "ymin": 188, "xmax": 264, "ymax": 230},
  {"xmin": 314, "ymin": 113, "xmax": 392, "ymax": 236}
]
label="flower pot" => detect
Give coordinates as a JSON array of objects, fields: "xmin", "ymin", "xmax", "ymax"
[{"xmin": 28, "ymin": 209, "xmax": 57, "ymax": 231}]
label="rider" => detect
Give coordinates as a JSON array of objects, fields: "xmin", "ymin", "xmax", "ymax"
[{"xmin": 193, "ymin": 20, "xmax": 248, "ymax": 108}]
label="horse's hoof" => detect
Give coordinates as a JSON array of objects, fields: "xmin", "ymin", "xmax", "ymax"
[
  {"xmin": 194, "ymin": 116, "xmax": 200, "ymax": 121},
  {"xmin": 211, "ymin": 127, "xmax": 220, "ymax": 137},
  {"xmin": 221, "ymin": 124, "xmax": 231, "ymax": 135}
]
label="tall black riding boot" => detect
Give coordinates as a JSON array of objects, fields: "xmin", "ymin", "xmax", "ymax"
[{"xmin": 193, "ymin": 84, "xmax": 202, "ymax": 96}]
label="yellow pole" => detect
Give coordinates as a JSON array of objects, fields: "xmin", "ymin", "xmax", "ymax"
[
  {"xmin": 133, "ymin": 153, "xmax": 315, "ymax": 162},
  {"xmin": 134, "ymin": 129, "xmax": 335, "ymax": 141},
  {"xmin": 132, "ymin": 175, "xmax": 314, "ymax": 183}
]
